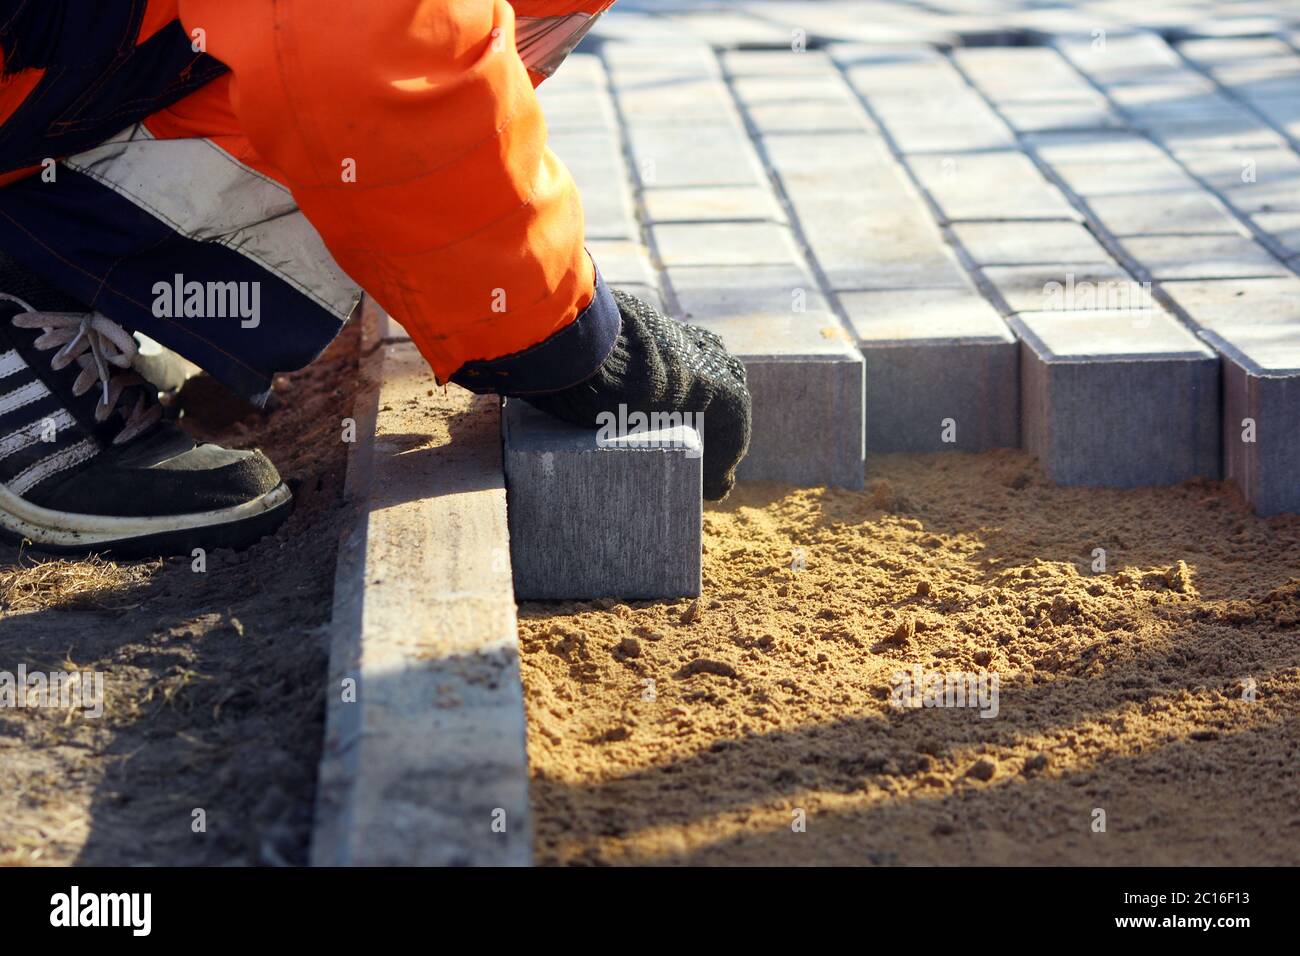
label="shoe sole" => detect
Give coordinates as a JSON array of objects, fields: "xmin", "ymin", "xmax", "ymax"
[{"xmin": 0, "ymin": 481, "xmax": 294, "ymax": 558}]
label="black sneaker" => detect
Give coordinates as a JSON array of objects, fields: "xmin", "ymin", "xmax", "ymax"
[{"xmin": 0, "ymin": 291, "xmax": 292, "ymax": 557}]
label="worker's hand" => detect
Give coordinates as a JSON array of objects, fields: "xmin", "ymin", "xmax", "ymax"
[{"xmin": 524, "ymin": 291, "xmax": 752, "ymax": 500}]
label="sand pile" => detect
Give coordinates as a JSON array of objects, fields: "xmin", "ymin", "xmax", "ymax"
[{"xmin": 519, "ymin": 450, "xmax": 1300, "ymax": 865}]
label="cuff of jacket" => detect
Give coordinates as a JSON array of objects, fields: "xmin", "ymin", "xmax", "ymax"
[{"xmin": 449, "ymin": 262, "xmax": 622, "ymax": 396}]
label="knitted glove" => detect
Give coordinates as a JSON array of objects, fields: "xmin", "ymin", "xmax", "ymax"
[{"xmin": 523, "ymin": 290, "xmax": 751, "ymax": 500}]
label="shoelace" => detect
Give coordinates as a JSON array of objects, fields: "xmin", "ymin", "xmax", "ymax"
[{"xmin": 0, "ymin": 294, "xmax": 162, "ymax": 446}]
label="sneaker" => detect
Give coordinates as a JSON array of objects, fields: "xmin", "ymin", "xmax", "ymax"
[{"xmin": 0, "ymin": 293, "xmax": 292, "ymax": 557}]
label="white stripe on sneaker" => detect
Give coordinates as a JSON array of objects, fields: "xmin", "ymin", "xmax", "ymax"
[
  {"xmin": 0, "ymin": 409, "xmax": 76, "ymax": 462},
  {"xmin": 6, "ymin": 438, "xmax": 97, "ymax": 495},
  {"xmin": 0, "ymin": 349, "xmax": 25, "ymax": 380},
  {"xmin": 0, "ymin": 378, "xmax": 51, "ymax": 416}
]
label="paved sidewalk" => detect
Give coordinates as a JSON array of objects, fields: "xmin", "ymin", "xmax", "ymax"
[{"xmin": 534, "ymin": 0, "xmax": 1300, "ymax": 513}]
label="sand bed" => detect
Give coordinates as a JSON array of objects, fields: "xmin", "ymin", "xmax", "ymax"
[{"xmin": 519, "ymin": 450, "xmax": 1300, "ymax": 865}]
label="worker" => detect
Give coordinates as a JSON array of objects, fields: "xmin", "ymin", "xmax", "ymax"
[{"xmin": 0, "ymin": 0, "xmax": 751, "ymax": 555}]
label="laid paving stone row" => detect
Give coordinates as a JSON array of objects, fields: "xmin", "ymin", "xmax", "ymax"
[
  {"xmin": 951, "ymin": 37, "xmax": 1298, "ymax": 508},
  {"xmin": 830, "ymin": 42, "xmax": 1231, "ymax": 485},
  {"xmin": 733, "ymin": 45, "xmax": 1020, "ymax": 453}
]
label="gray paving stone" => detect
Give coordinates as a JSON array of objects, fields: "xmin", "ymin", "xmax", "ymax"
[
  {"xmin": 757, "ymin": 132, "xmax": 896, "ymax": 195},
  {"xmin": 653, "ymin": 221, "xmax": 803, "ymax": 268},
  {"xmin": 1176, "ymin": 148, "xmax": 1300, "ymax": 213},
  {"xmin": 750, "ymin": 130, "xmax": 972, "ymax": 290},
  {"xmin": 995, "ymin": 100, "xmax": 1127, "ymax": 134},
  {"xmin": 726, "ymin": 62, "xmax": 871, "ymax": 135},
  {"xmin": 1055, "ymin": 33, "xmax": 1192, "ymax": 88},
  {"xmin": 1024, "ymin": 130, "xmax": 1169, "ymax": 164},
  {"xmin": 954, "ymin": 46, "xmax": 1105, "ymax": 102},
  {"xmin": 885, "ymin": 118, "xmax": 1019, "ymax": 154},
  {"xmin": 643, "ymin": 185, "xmax": 787, "ymax": 224},
  {"xmin": 1082, "ymin": 190, "xmax": 1243, "ymax": 235},
  {"xmin": 1012, "ymin": 310, "xmax": 1221, "ymax": 487},
  {"xmin": 980, "ymin": 262, "xmax": 1144, "ymax": 314},
  {"xmin": 537, "ymin": 55, "xmax": 619, "ymax": 133},
  {"xmin": 804, "ymin": 200, "xmax": 973, "ymax": 290},
  {"xmin": 547, "ymin": 128, "xmax": 639, "ymax": 241},
  {"xmin": 1151, "ymin": 116, "xmax": 1290, "ymax": 153},
  {"xmin": 670, "ymin": 263, "xmax": 829, "ymax": 318},
  {"xmin": 314, "ymin": 333, "xmax": 530, "ymax": 867},
  {"xmin": 501, "ymin": 398, "xmax": 702, "ymax": 600},
  {"xmin": 909, "ymin": 151, "xmax": 1080, "ymax": 222},
  {"xmin": 1119, "ymin": 234, "xmax": 1289, "ymax": 280},
  {"xmin": 1249, "ymin": 96, "xmax": 1300, "ymax": 143},
  {"xmin": 669, "ymin": 272, "xmax": 865, "ymax": 488},
  {"xmin": 625, "ymin": 121, "xmax": 768, "ymax": 188},
  {"xmin": 837, "ymin": 50, "xmax": 1016, "ymax": 152},
  {"xmin": 1105, "ymin": 79, "xmax": 1220, "ymax": 111},
  {"xmin": 659, "ymin": 9, "xmax": 797, "ymax": 46},
  {"xmin": 1241, "ymin": 210, "xmax": 1300, "ymax": 255},
  {"xmin": 1177, "ymin": 36, "xmax": 1298, "ymax": 69},
  {"xmin": 586, "ymin": 238, "xmax": 658, "ymax": 288},
  {"xmin": 720, "ymin": 48, "xmax": 843, "ymax": 77},
  {"xmin": 1161, "ymin": 277, "xmax": 1300, "ymax": 514},
  {"xmin": 1046, "ymin": 158, "xmax": 1201, "ymax": 198},
  {"xmin": 839, "ymin": 287, "xmax": 1019, "ymax": 452},
  {"xmin": 951, "ymin": 221, "xmax": 1113, "ymax": 266}
]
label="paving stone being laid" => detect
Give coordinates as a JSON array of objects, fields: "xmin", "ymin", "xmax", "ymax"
[
  {"xmin": 1011, "ymin": 309, "xmax": 1221, "ymax": 487},
  {"xmin": 839, "ymin": 287, "xmax": 1020, "ymax": 452},
  {"xmin": 314, "ymin": 316, "xmax": 530, "ymax": 866},
  {"xmin": 501, "ymin": 398, "xmax": 702, "ymax": 600},
  {"xmin": 1161, "ymin": 278, "xmax": 1300, "ymax": 515}
]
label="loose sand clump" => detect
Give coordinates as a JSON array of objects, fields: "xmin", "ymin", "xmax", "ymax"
[{"xmin": 519, "ymin": 450, "xmax": 1300, "ymax": 865}]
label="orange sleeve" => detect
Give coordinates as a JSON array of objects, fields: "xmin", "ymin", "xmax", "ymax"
[{"xmin": 176, "ymin": 0, "xmax": 594, "ymax": 381}]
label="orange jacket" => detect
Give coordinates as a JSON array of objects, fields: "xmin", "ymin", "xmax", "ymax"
[
  {"xmin": 1, "ymin": 0, "xmax": 615, "ymax": 384},
  {"xmin": 177, "ymin": 0, "xmax": 615, "ymax": 380}
]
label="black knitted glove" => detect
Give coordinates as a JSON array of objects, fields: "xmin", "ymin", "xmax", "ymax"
[{"xmin": 524, "ymin": 291, "xmax": 751, "ymax": 500}]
